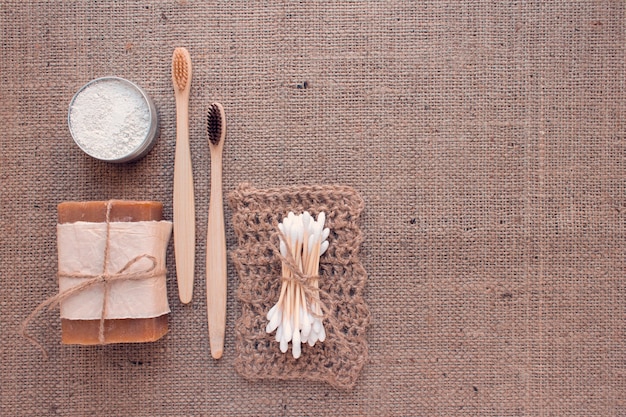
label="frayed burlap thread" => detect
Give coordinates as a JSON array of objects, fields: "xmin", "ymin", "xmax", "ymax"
[{"xmin": 228, "ymin": 183, "xmax": 370, "ymax": 390}]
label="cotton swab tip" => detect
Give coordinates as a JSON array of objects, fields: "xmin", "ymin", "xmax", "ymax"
[
  {"xmin": 318, "ymin": 325, "xmax": 326, "ymax": 342},
  {"xmin": 317, "ymin": 211, "xmax": 326, "ymax": 226},
  {"xmin": 283, "ymin": 321, "xmax": 293, "ymax": 342},
  {"xmin": 302, "ymin": 211, "xmax": 311, "ymax": 228},
  {"xmin": 267, "ymin": 309, "xmax": 281, "ymax": 333},
  {"xmin": 313, "ymin": 318, "xmax": 322, "ymax": 333},
  {"xmin": 292, "ymin": 331, "xmax": 302, "ymax": 359},
  {"xmin": 280, "ymin": 338, "xmax": 288, "ymax": 353},
  {"xmin": 267, "ymin": 304, "xmax": 278, "ymax": 320},
  {"xmin": 320, "ymin": 240, "xmax": 329, "ymax": 256},
  {"xmin": 276, "ymin": 325, "xmax": 283, "ymax": 342}
]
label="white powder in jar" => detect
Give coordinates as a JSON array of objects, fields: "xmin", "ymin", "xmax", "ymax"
[{"xmin": 69, "ymin": 78, "xmax": 152, "ymax": 161}]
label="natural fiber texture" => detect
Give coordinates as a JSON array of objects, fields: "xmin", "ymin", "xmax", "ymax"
[
  {"xmin": 228, "ymin": 183, "xmax": 369, "ymax": 390},
  {"xmin": 1, "ymin": 1, "xmax": 624, "ymax": 415}
]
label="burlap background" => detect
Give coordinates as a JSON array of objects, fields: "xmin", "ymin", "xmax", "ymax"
[{"xmin": 1, "ymin": 1, "xmax": 624, "ymax": 416}]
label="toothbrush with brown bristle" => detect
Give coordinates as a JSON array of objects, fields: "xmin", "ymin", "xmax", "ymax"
[
  {"xmin": 206, "ymin": 102, "xmax": 227, "ymax": 359},
  {"xmin": 172, "ymin": 47, "xmax": 195, "ymax": 304}
]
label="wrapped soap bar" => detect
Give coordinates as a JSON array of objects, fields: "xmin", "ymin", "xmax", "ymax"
[{"xmin": 57, "ymin": 200, "xmax": 172, "ymax": 345}]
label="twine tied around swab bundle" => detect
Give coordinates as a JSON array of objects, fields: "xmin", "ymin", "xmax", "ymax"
[
  {"xmin": 271, "ymin": 229, "xmax": 329, "ymax": 317},
  {"xmin": 20, "ymin": 200, "xmax": 166, "ymax": 359}
]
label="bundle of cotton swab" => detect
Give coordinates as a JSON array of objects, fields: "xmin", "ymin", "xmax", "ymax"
[{"xmin": 266, "ymin": 211, "xmax": 330, "ymax": 359}]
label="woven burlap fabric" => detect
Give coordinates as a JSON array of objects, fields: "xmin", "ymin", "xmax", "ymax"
[
  {"xmin": 228, "ymin": 183, "xmax": 369, "ymax": 390},
  {"xmin": 1, "ymin": 1, "xmax": 624, "ymax": 416}
]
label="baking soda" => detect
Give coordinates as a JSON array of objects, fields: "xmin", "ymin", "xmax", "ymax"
[{"xmin": 69, "ymin": 78, "xmax": 151, "ymax": 161}]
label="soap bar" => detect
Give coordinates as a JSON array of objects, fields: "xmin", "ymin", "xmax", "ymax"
[{"xmin": 58, "ymin": 200, "xmax": 169, "ymax": 345}]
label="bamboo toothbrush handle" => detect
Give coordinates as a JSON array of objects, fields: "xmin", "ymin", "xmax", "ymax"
[
  {"xmin": 206, "ymin": 149, "xmax": 226, "ymax": 359},
  {"xmin": 173, "ymin": 97, "xmax": 195, "ymax": 304}
]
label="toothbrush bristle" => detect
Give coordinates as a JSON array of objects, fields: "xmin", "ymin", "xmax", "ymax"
[
  {"xmin": 207, "ymin": 103, "xmax": 223, "ymax": 145},
  {"xmin": 172, "ymin": 48, "xmax": 190, "ymax": 91}
]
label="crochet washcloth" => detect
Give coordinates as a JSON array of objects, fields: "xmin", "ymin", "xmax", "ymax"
[{"xmin": 228, "ymin": 183, "xmax": 370, "ymax": 390}]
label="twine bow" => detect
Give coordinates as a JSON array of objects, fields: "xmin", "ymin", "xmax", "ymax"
[
  {"xmin": 270, "ymin": 230, "xmax": 330, "ymax": 319},
  {"xmin": 21, "ymin": 201, "xmax": 166, "ymax": 359}
]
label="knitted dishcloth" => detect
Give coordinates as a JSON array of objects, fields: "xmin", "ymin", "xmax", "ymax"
[{"xmin": 228, "ymin": 183, "xmax": 370, "ymax": 390}]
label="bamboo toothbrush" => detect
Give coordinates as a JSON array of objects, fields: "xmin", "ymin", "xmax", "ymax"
[
  {"xmin": 172, "ymin": 47, "xmax": 195, "ymax": 304},
  {"xmin": 206, "ymin": 102, "xmax": 227, "ymax": 359}
]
